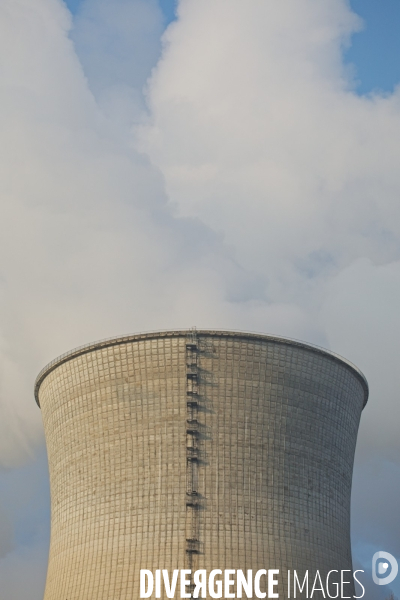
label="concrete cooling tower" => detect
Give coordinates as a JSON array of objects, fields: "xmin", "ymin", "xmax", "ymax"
[{"xmin": 35, "ymin": 330, "xmax": 368, "ymax": 600}]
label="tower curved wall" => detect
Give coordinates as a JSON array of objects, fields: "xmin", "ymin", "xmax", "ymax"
[{"xmin": 35, "ymin": 330, "xmax": 368, "ymax": 599}]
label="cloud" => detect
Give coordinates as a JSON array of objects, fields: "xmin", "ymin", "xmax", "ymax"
[
  {"xmin": 0, "ymin": 0, "xmax": 172, "ymax": 465},
  {"xmin": 0, "ymin": 0, "xmax": 328, "ymax": 467},
  {"xmin": 0, "ymin": 0, "xmax": 293, "ymax": 467},
  {"xmin": 141, "ymin": 0, "xmax": 400, "ymax": 449},
  {"xmin": 141, "ymin": 0, "xmax": 400, "ymax": 291},
  {"xmin": 70, "ymin": 0, "xmax": 165, "ymax": 124},
  {"xmin": 140, "ymin": 0, "xmax": 400, "ymax": 593},
  {"xmin": 321, "ymin": 257, "xmax": 400, "ymax": 460},
  {"xmin": 1, "ymin": 0, "xmax": 400, "ymax": 597},
  {"xmin": 0, "ymin": 451, "xmax": 49, "ymax": 600},
  {"xmin": 0, "ymin": 543, "xmax": 48, "ymax": 600}
]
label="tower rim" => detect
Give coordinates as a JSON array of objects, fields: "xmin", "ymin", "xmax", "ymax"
[{"xmin": 34, "ymin": 328, "xmax": 369, "ymax": 408}]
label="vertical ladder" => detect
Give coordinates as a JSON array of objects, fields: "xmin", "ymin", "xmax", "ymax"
[{"xmin": 185, "ymin": 329, "xmax": 200, "ymax": 593}]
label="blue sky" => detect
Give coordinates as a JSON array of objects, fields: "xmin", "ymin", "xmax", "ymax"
[
  {"xmin": 64, "ymin": 0, "xmax": 400, "ymax": 94},
  {"xmin": 65, "ymin": 0, "xmax": 178, "ymax": 26},
  {"xmin": 347, "ymin": 0, "xmax": 400, "ymax": 94}
]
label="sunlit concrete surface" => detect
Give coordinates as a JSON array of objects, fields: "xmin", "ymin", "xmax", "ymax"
[{"xmin": 35, "ymin": 330, "xmax": 368, "ymax": 599}]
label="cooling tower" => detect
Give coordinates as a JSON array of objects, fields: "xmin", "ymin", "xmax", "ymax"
[{"xmin": 35, "ymin": 330, "xmax": 368, "ymax": 599}]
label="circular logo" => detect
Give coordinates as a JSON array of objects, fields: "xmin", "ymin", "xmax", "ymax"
[{"xmin": 372, "ymin": 552, "xmax": 399, "ymax": 586}]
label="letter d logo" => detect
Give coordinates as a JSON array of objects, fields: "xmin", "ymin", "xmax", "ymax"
[{"xmin": 372, "ymin": 552, "xmax": 398, "ymax": 586}]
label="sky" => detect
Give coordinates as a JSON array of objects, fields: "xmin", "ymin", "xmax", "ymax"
[{"xmin": 0, "ymin": 0, "xmax": 400, "ymax": 598}]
